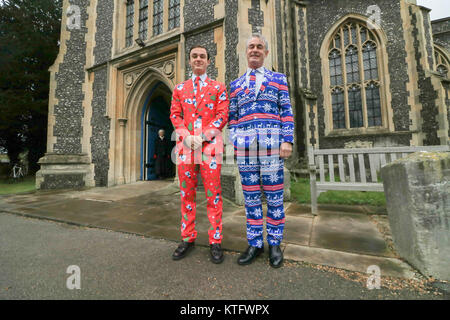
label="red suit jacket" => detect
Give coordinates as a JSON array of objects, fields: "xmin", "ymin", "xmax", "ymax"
[{"xmin": 170, "ymin": 76, "xmax": 229, "ymax": 159}]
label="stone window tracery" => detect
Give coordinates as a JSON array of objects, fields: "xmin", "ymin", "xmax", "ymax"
[
  {"xmin": 327, "ymin": 22, "xmax": 384, "ymax": 130},
  {"xmin": 434, "ymin": 46, "xmax": 450, "ymax": 78}
]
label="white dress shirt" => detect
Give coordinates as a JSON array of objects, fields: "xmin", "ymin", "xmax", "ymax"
[
  {"xmin": 245, "ymin": 67, "xmax": 265, "ymax": 96},
  {"xmin": 191, "ymin": 73, "xmax": 208, "ymax": 92}
]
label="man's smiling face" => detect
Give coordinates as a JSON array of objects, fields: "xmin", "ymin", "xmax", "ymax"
[
  {"xmin": 246, "ymin": 37, "xmax": 268, "ymax": 69},
  {"xmin": 189, "ymin": 47, "xmax": 210, "ymax": 76}
]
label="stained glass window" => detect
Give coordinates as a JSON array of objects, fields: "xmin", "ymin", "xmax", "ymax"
[
  {"xmin": 153, "ymin": 0, "xmax": 164, "ymax": 36},
  {"xmin": 168, "ymin": 0, "xmax": 180, "ymax": 30},
  {"xmin": 348, "ymin": 86, "xmax": 363, "ymax": 128},
  {"xmin": 329, "ymin": 49, "xmax": 343, "ymax": 86},
  {"xmin": 366, "ymin": 82, "xmax": 382, "ymax": 127},
  {"xmin": 328, "ymin": 21, "xmax": 384, "ymax": 130},
  {"xmin": 332, "ymin": 88, "xmax": 345, "ymax": 129},
  {"xmin": 363, "ymin": 41, "xmax": 378, "ymax": 80},
  {"xmin": 139, "ymin": 0, "xmax": 148, "ymax": 41},
  {"xmin": 126, "ymin": 0, "xmax": 134, "ymax": 47},
  {"xmin": 345, "ymin": 45, "xmax": 360, "ymax": 84}
]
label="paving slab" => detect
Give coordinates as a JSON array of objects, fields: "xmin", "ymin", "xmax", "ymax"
[
  {"xmin": 283, "ymin": 215, "xmax": 313, "ymax": 246},
  {"xmin": 310, "ymin": 210, "xmax": 395, "ymax": 258},
  {"xmin": 284, "ymin": 244, "xmax": 416, "ymax": 279},
  {"xmin": 69, "ymin": 180, "xmax": 173, "ymax": 202}
]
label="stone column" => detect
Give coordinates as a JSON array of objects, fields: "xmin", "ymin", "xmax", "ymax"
[
  {"xmin": 381, "ymin": 152, "xmax": 450, "ymax": 280},
  {"xmin": 117, "ymin": 118, "xmax": 128, "ymax": 185}
]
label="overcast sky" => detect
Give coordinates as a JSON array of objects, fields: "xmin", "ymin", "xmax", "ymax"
[{"xmin": 416, "ymin": 0, "xmax": 450, "ymax": 20}]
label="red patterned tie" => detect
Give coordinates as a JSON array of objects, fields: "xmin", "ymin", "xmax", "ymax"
[{"xmin": 195, "ymin": 76, "xmax": 201, "ymax": 105}]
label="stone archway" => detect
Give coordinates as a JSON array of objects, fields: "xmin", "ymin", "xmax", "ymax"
[
  {"xmin": 141, "ymin": 83, "xmax": 174, "ymax": 181},
  {"xmin": 114, "ymin": 67, "xmax": 175, "ymax": 185}
]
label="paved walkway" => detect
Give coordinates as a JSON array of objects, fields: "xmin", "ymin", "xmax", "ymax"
[{"xmin": 0, "ymin": 180, "xmax": 417, "ymax": 279}]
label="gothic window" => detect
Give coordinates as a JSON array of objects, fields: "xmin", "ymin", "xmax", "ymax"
[
  {"xmin": 139, "ymin": 0, "xmax": 148, "ymax": 41},
  {"xmin": 153, "ymin": 0, "xmax": 164, "ymax": 36},
  {"xmin": 168, "ymin": 0, "xmax": 180, "ymax": 30},
  {"xmin": 366, "ymin": 81, "xmax": 382, "ymax": 127},
  {"xmin": 346, "ymin": 45, "xmax": 359, "ymax": 83},
  {"xmin": 327, "ymin": 22, "xmax": 384, "ymax": 130},
  {"xmin": 332, "ymin": 88, "xmax": 345, "ymax": 129},
  {"xmin": 329, "ymin": 49, "xmax": 343, "ymax": 86},
  {"xmin": 125, "ymin": 0, "xmax": 135, "ymax": 47},
  {"xmin": 434, "ymin": 46, "xmax": 450, "ymax": 78}
]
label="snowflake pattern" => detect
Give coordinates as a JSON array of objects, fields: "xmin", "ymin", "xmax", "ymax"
[
  {"xmin": 252, "ymin": 207, "xmax": 262, "ymax": 218},
  {"xmin": 268, "ymin": 173, "xmax": 279, "ymax": 183},
  {"xmin": 263, "ymin": 103, "xmax": 272, "ymax": 112},
  {"xmin": 248, "ymin": 173, "xmax": 259, "ymax": 183},
  {"xmin": 271, "ymin": 208, "xmax": 283, "ymax": 219}
]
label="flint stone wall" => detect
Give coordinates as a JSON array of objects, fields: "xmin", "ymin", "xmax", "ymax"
[{"xmin": 381, "ymin": 152, "xmax": 450, "ymax": 280}]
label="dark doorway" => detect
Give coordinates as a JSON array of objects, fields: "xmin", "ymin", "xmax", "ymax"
[{"xmin": 142, "ymin": 85, "xmax": 175, "ymax": 180}]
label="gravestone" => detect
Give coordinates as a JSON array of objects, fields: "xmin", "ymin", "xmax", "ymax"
[{"xmin": 381, "ymin": 152, "xmax": 450, "ymax": 280}]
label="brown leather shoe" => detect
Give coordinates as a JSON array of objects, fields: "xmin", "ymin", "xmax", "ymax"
[{"xmin": 172, "ymin": 241, "xmax": 195, "ymax": 260}]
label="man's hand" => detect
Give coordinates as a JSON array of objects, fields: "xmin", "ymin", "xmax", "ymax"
[
  {"xmin": 192, "ymin": 136, "xmax": 203, "ymax": 150},
  {"xmin": 280, "ymin": 142, "xmax": 293, "ymax": 159},
  {"xmin": 184, "ymin": 135, "xmax": 203, "ymax": 150}
]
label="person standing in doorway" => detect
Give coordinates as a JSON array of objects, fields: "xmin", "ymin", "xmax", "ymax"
[
  {"xmin": 154, "ymin": 129, "xmax": 170, "ymax": 180},
  {"xmin": 228, "ymin": 33, "xmax": 294, "ymax": 268},
  {"xmin": 170, "ymin": 45, "xmax": 229, "ymax": 264}
]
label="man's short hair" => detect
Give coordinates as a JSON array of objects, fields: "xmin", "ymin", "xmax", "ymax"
[
  {"xmin": 246, "ymin": 33, "xmax": 269, "ymax": 52},
  {"xmin": 189, "ymin": 45, "xmax": 210, "ymax": 60},
  {"xmin": 158, "ymin": 129, "xmax": 165, "ymax": 134}
]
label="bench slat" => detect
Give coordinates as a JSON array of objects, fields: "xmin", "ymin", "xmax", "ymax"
[
  {"xmin": 318, "ymin": 155, "xmax": 325, "ymax": 183},
  {"xmin": 316, "ymin": 182, "xmax": 384, "ymax": 192},
  {"xmin": 380, "ymin": 153, "xmax": 387, "ymax": 167},
  {"xmin": 348, "ymin": 154, "xmax": 355, "ymax": 183},
  {"xmin": 338, "ymin": 154, "xmax": 345, "ymax": 182},
  {"xmin": 390, "ymin": 153, "xmax": 397, "ymax": 162},
  {"xmin": 369, "ymin": 154, "xmax": 379, "ymax": 182},
  {"xmin": 328, "ymin": 154, "xmax": 334, "ymax": 182},
  {"xmin": 358, "ymin": 154, "xmax": 366, "ymax": 183},
  {"xmin": 312, "ymin": 145, "xmax": 449, "ymax": 155}
]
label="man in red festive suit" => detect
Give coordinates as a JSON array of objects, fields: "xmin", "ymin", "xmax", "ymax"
[{"xmin": 170, "ymin": 45, "xmax": 229, "ymax": 264}]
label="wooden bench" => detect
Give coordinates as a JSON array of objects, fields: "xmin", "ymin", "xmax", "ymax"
[{"xmin": 308, "ymin": 145, "xmax": 450, "ymax": 215}]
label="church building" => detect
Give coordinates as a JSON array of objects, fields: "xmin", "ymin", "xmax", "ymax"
[{"xmin": 37, "ymin": 0, "xmax": 450, "ymax": 201}]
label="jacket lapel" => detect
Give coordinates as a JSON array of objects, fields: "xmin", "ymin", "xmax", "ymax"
[
  {"xmin": 184, "ymin": 78, "xmax": 194, "ymax": 99},
  {"xmin": 236, "ymin": 73, "xmax": 248, "ymax": 97}
]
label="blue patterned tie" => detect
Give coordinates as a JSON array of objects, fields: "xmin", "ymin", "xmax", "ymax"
[{"xmin": 249, "ymin": 70, "xmax": 256, "ymax": 97}]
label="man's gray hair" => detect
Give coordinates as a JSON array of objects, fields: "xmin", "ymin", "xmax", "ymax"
[{"xmin": 246, "ymin": 33, "xmax": 269, "ymax": 51}]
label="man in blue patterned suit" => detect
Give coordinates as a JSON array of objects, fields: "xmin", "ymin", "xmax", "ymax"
[{"xmin": 228, "ymin": 33, "xmax": 294, "ymax": 268}]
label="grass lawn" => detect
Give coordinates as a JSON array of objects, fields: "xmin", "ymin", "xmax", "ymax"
[
  {"xmin": 0, "ymin": 176, "xmax": 36, "ymax": 195},
  {"xmin": 290, "ymin": 178, "xmax": 386, "ymax": 207}
]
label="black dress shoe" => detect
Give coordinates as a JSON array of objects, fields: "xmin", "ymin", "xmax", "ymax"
[
  {"xmin": 172, "ymin": 241, "xmax": 195, "ymax": 260},
  {"xmin": 269, "ymin": 245, "xmax": 283, "ymax": 268},
  {"xmin": 210, "ymin": 244, "xmax": 224, "ymax": 264},
  {"xmin": 237, "ymin": 246, "xmax": 264, "ymax": 265}
]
